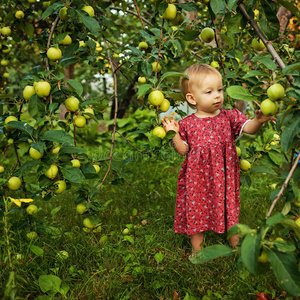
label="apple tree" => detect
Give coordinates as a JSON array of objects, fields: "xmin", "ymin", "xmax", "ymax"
[{"xmin": 0, "ymin": 0, "xmax": 300, "ymax": 298}]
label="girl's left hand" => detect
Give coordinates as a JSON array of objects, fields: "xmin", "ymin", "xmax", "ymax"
[{"xmin": 255, "ymin": 110, "xmax": 277, "ymax": 123}]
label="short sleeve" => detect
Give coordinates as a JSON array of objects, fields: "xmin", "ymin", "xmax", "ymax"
[
  {"xmin": 178, "ymin": 119, "xmax": 188, "ymax": 145},
  {"xmin": 226, "ymin": 108, "xmax": 249, "ymax": 137}
]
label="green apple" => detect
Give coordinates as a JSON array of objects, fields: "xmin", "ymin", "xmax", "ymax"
[
  {"xmin": 47, "ymin": 47, "xmax": 62, "ymax": 61},
  {"xmin": 23, "ymin": 85, "xmax": 36, "ymax": 100},
  {"xmin": 83, "ymin": 107, "xmax": 94, "ymax": 119},
  {"xmin": 28, "ymin": 0, "xmax": 36, "ymax": 3},
  {"xmin": 82, "ymin": 5, "xmax": 94, "ymax": 17},
  {"xmin": 59, "ymin": 34, "xmax": 72, "ymax": 45},
  {"xmin": 1, "ymin": 59, "xmax": 8, "ymax": 66},
  {"xmin": 45, "ymin": 164, "xmax": 59, "ymax": 179},
  {"xmin": 4, "ymin": 116, "xmax": 18, "ymax": 131},
  {"xmin": 76, "ymin": 203, "xmax": 86, "ymax": 214},
  {"xmin": 26, "ymin": 204, "xmax": 38, "ymax": 215},
  {"xmin": 171, "ymin": 12, "xmax": 184, "ymax": 25},
  {"xmin": 8, "ymin": 139, "xmax": 14, "ymax": 145},
  {"xmin": 236, "ymin": 146, "xmax": 241, "ymax": 157},
  {"xmin": 79, "ymin": 41, "xmax": 87, "ymax": 48},
  {"xmin": 296, "ymin": 218, "xmax": 300, "ymax": 227},
  {"xmin": 1, "ymin": 27, "xmax": 11, "ymax": 36},
  {"xmin": 75, "ymin": 116, "xmax": 86, "ymax": 128},
  {"xmin": 93, "ymin": 164, "xmax": 100, "ymax": 173},
  {"xmin": 52, "ymin": 146, "xmax": 61, "ymax": 154},
  {"xmin": 65, "ymin": 96, "xmax": 80, "ymax": 112},
  {"xmin": 252, "ymin": 38, "xmax": 265, "ymax": 51},
  {"xmin": 138, "ymin": 42, "xmax": 148, "ymax": 51},
  {"xmin": 148, "ymin": 90, "xmax": 164, "ymax": 106},
  {"xmin": 211, "ymin": 61, "xmax": 220, "ymax": 68},
  {"xmin": 29, "ymin": 147, "xmax": 44, "ymax": 160},
  {"xmin": 152, "ymin": 126, "xmax": 166, "ymax": 139},
  {"xmin": 152, "ymin": 62, "xmax": 162, "ymax": 73},
  {"xmin": 15, "ymin": 11, "xmax": 25, "ymax": 19},
  {"xmin": 3, "ymin": 72, "xmax": 9, "ymax": 79},
  {"xmin": 138, "ymin": 76, "xmax": 147, "ymax": 84},
  {"xmin": 43, "ymin": 1, "xmax": 51, "ymax": 9},
  {"xmin": 267, "ymin": 83, "xmax": 285, "ymax": 101},
  {"xmin": 35, "ymin": 81, "xmax": 51, "ymax": 97},
  {"xmin": 258, "ymin": 251, "xmax": 268, "ymax": 263},
  {"xmin": 59, "ymin": 7, "xmax": 68, "ymax": 20},
  {"xmin": 53, "ymin": 180, "xmax": 66, "ymax": 194},
  {"xmin": 122, "ymin": 228, "xmax": 130, "ymax": 235},
  {"xmin": 71, "ymin": 159, "xmax": 81, "ymax": 168},
  {"xmin": 163, "ymin": 4, "xmax": 177, "ymax": 21},
  {"xmin": 2, "ymin": 46, "xmax": 11, "ymax": 53},
  {"xmin": 83, "ymin": 217, "xmax": 95, "ymax": 228},
  {"xmin": 160, "ymin": 99, "xmax": 170, "ymax": 112},
  {"xmin": 0, "ymin": 166, "xmax": 4, "ymax": 174},
  {"xmin": 8, "ymin": 176, "xmax": 22, "ymax": 191},
  {"xmin": 260, "ymin": 99, "xmax": 278, "ymax": 116},
  {"xmin": 293, "ymin": 198, "xmax": 300, "ymax": 208},
  {"xmin": 240, "ymin": 159, "xmax": 251, "ymax": 171},
  {"xmin": 27, "ymin": 231, "xmax": 38, "ymax": 240},
  {"xmin": 200, "ymin": 27, "xmax": 215, "ymax": 43}
]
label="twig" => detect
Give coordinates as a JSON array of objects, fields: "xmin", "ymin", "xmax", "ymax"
[
  {"xmin": 72, "ymin": 118, "xmax": 77, "ymax": 147},
  {"xmin": 116, "ymin": 130, "xmax": 143, "ymax": 153},
  {"xmin": 133, "ymin": 0, "xmax": 145, "ymax": 29},
  {"xmin": 46, "ymin": 16, "xmax": 60, "ymax": 72},
  {"xmin": 238, "ymin": 1, "xmax": 294, "ymax": 85},
  {"xmin": 266, "ymin": 153, "xmax": 300, "ymax": 219},
  {"xmin": 98, "ymin": 40, "xmax": 119, "ymax": 190},
  {"xmin": 110, "ymin": 7, "xmax": 152, "ymax": 26}
]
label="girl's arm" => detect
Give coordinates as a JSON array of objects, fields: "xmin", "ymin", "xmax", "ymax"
[
  {"xmin": 243, "ymin": 110, "xmax": 276, "ymax": 135},
  {"xmin": 162, "ymin": 116, "xmax": 189, "ymax": 156}
]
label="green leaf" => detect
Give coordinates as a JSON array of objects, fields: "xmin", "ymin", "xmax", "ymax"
[
  {"xmin": 182, "ymin": 29, "xmax": 200, "ymax": 41},
  {"xmin": 39, "ymin": 274, "xmax": 61, "ymax": 295},
  {"xmin": 51, "ymin": 206, "xmax": 61, "ymax": 217},
  {"xmin": 42, "ymin": 3, "xmax": 63, "ymax": 19},
  {"xmin": 31, "ymin": 142, "xmax": 46, "ymax": 154},
  {"xmin": 252, "ymin": 166, "xmax": 277, "ymax": 175},
  {"xmin": 251, "ymin": 56, "xmax": 277, "ymax": 71},
  {"xmin": 76, "ymin": 10, "xmax": 100, "ymax": 35},
  {"xmin": 241, "ymin": 232, "xmax": 261, "ymax": 275},
  {"xmin": 141, "ymin": 61, "xmax": 152, "ymax": 77},
  {"xmin": 60, "ymin": 165, "xmax": 84, "ymax": 183},
  {"xmin": 227, "ymin": 0, "xmax": 239, "ymax": 11},
  {"xmin": 227, "ymin": 224, "xmax": 255, "ymax": 238},
  {"xmin": 266, "ymin": 213, "xmax": 287, "ymax": 227},
  {"xmin": 123, "ymin": 235, "xmax": 134, "ymax": 244},
  {"xmin": 126, "ymin": 128, "xmax": 148, "ymax": 138},
  {"xmin": 25, "ymin": 22, "xmax": 34, "ymax": 37},
  {"xmin": 226, "ymin": 13, "xmax": 243, "ymax": 34},
  {"xmin": 159, "ymin": 72, "xmax": 188, "ymax": 85},
  {"xmin": 148, "ymin": 134, "xmax": 162, "ymax": 147},
  {"xmin": 30, "ymin": 245, "xmax": 44, "ymax": 256},
  {"xmin": 266, "ymin": 248, "xmax": 300, "ymax": 296},
  {"xmin": 154, "ymin": 252, "xmax": 164, "ymax": 264},
  {"xmin": 226, "ymin": 86, "xmax": 257, "ymax": 101},
  {"xmin": 177, "ymin": 3, "xmax": 197, "ymax": 11},
  {"xmin": 60, "ymin": 57, "xmax": 78, "ymax": 69},
  {"xmin": 210, "ymin": 0, "xmax": 226, "ymax": 17},
  {"xmin": 7, "ymin": 121, "xmax": 33, "ymax": 136},
  {"xmin": 28, "ymin": 94, "xmax": 45, "ymax": 119},
  {"xmin": 15, "ymin": 160, "xmax": 40, "ymax": 177},
  {"xmin": 281, "ymin": 118, "xmax": 300, "ymax": 152},
  {"xmin": 282, "ymin": 219, "xmax": 300, "ymax": 240},
  {"xmin": 242, "ymin": 70, "xmax": 269, "ymax": 79},
  {"xmin": 41, "ymin": 130, "xmax": 74, "ymax": 145},
  {"xmin": 260, "ymin": 2, "xmax": 280, "ymax": 40},
  {"xmin": 282, "ymin": 63, "xmax": 300, "ymax": 75},
  {"xmin": 189, "ymin": 245, "xmax": 233, "ymax": 264},
  {"xmin": 137, "ymin": 84, "xmax": 152, "ymax": 99},
  {"xmin": 268, "ymin": 151, "xmax": 283, "ymax": 167},
  {"xmin": 67, "ymin": 79, "xmax": 83, "ymax": 96}
]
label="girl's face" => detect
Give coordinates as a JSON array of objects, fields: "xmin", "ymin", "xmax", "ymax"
[{"xmin": 186, "ymin": 73, "xmax": 224, "ymax": 115}]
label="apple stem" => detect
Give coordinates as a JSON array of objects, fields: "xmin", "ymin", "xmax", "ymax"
[{"xmin": 266, "ymin": 153, "xmax": 300, "ymax": 219}]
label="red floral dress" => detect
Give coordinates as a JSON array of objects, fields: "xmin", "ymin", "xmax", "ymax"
[{"xmin": 174, "ymin": 109, "xmax": 249, "ymax": 235}]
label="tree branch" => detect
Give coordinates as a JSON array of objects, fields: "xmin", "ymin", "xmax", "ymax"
[
  {"xmin": 266, "ymin": 153, "xmax": 300, "ymax": 219},
  {"xmin": 238, "ymin": 2, "xmax": 294, "ymax": 85},
  {"xmin": 110, "ymin": 7, "xmax": 153, "ymax": 26}
]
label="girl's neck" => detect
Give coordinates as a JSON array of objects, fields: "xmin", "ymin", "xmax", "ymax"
[{"xmin": 194, "ymin": 109, "xmax": 221, "ymax": 118}]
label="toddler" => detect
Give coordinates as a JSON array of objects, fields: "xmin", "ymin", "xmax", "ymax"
[{"xmin": 161, "ymin": 64, "xmax": 275, "ymax": 255}]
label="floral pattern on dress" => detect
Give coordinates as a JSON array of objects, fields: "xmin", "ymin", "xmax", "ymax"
[{"xmin": 174, "ymin": 109, "xmax": 249, "ymax": 235}]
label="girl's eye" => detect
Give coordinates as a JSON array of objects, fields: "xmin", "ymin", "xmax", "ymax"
[
  {"xmin": 218, "ymin": 88, "xmax": 224, "ymax": 92},
  {"xmin": 206, "ymin": 91, "xmax": 211, "ymax": 94}
]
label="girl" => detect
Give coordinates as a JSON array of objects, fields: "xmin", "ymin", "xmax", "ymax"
[{"xmin": 161, "ymin": 64, "xmax": 275, "ymax": 255}]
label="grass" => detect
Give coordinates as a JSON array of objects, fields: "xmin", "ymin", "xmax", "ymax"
[{"xmin": 0, "ymin": 142, "xmax": 294, "ymax": 300}]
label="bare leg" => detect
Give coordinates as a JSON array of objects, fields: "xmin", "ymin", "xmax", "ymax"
[
  {"xmin": 190, "ymin": 232, "xmax": 204, "ymax": 253},
  {"xmin": 229, "ymin": 234, "xmax": 239, "ymax": 248}
]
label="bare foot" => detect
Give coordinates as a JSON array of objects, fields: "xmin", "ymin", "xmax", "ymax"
[{"xmin": 229, "ymin": 234, "xmax": 239, "ymax": 248}]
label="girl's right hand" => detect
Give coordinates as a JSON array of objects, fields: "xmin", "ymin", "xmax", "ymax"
[{"xmin": 161, "ymin": 115, "xmax": 179, "ymax": 133}]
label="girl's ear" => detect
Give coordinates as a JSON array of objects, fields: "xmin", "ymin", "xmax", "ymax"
[{"xmin": 186, "ymin": 93, "xmax": 196, "ymax": 106}]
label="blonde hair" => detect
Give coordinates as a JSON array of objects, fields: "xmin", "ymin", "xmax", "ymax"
[{"xmin": 179, "ymin": 64, "xmax": 222, "ymax": 109}]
